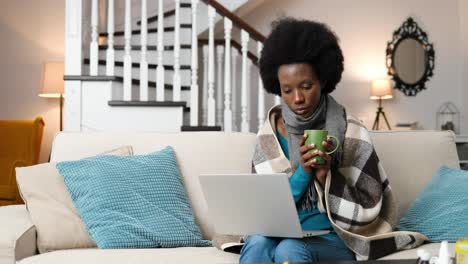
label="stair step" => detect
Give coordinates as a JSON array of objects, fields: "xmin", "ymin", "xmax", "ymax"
[
  {"xmin": 113, "ymin": 76, "xmax": 191, "ymax": 90},
  {"xmin": 98, "ymin": 44, "xmax": 191, "ymax": 51},
  {"xmin": 94, "ymin": 44, "xmax": 192, "ymax": 65},
  {"xmin": 106, "ymin": 100, "xmax": 216, "ymax": 131},
  {"xmin": 108, "ymin": 100, "xmax": 186, "ymax": 107},
  {"xmin": 64, "ymin": 74, "xmax": 191, "ymax": 100},
  {"xmin": 101, "ymin": 27, "xmax": 192, "ymax": 46},
  {"xmin": 84, "ymin": 58, "xmax": 191, "ymax": 71},
  {"xmin": 108, "ymin": 100, "xmax": 190, "ymax": 113},
  {"xmin": 64, "ymin": 75, "xmax": 117, "ymax": 81},
  {"xmin": 100, "ymin": 24, "xmax": 192, "ymax": 37},
  {"xmin": 137, "ymin": 3, "xmax": 192, "ymax": 26},
  {"xmin": 85, "ymin": 62, "xmax": 193, "ymax": 87},
  {"xmin": 181, "ymin": 125, "xmax": 222, "ymax": 132}
]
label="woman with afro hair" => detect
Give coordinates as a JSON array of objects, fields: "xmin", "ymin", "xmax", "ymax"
[{"xmin": 239, "ymin": 17, "xmax": 425, "ymax": 263}]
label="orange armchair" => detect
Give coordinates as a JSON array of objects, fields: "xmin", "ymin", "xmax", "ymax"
[{"xmin": 0, "ymin": 117, "xmax": 44, "ymax": 205}]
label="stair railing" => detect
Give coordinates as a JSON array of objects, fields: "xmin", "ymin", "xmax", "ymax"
[
  {"xmin": 199, "ymin": 0, "xmax": 283, "ymax": 132},
  {"xmin": 70, "ymin": 0, "xmax": 281, "ymax": 132}
]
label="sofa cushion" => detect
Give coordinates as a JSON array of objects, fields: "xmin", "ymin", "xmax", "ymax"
[
  {"xmin": 0, "ymin": 205, "xmax": 37, "ymax": 264},
  {"xmin": 16, "ymin": 146, "xmax": 133, "ymax": 253},
  {"xmin": 50, "ymin": 132, "xmax": 258, "ymax": 240},
  {"xmin": 399, "ymin": 166, "xmax": 468, "ymax": 241},
  {"xmin": 56, "ymin": 147, "xmax": 211, "ymax": 249},
  {"xmin": 369, "ymin": 131, "xmax": 459, "ymax": 218},
  {"xmin": 16, "ymin": 247, "xmax": 239, "ymax": 264},
  {"xmin": 16, "ymin": 163, "xmax": 96, "ymax": 253}
]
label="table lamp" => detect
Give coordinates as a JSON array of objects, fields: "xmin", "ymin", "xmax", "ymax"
[
  {"xmin": 370, "ymin": 79, "xmax": 393, "ymax": 130},
  {"xmin": 39, "ymin": 62, "xmax": 64, "ymax": 131}
]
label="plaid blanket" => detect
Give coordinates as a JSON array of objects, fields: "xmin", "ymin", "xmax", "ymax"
[{"xmin": 249, "ymin": 106, "xmax": 427, "ymax": 259}]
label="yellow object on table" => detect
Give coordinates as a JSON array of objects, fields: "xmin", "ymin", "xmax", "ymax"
[{"xmin": 456, "ymin": 238, "xmax": 468, "ymax": 264}]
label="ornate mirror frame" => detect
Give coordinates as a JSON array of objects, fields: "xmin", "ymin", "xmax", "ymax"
[{"xmin": 386, "ymin": 17, "xmax": 435, "ymax": 96}]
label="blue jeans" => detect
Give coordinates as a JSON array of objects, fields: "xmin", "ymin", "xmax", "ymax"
[{"xmin": 239, "ymin": 232, "xmax": 355, "ymax": 264}]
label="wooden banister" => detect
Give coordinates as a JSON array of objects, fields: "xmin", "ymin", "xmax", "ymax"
[
  {"xmin": 200, "ymin": 0, "xmax": 266, "ymax": 43},
  {"xmin": 198, "ymin": 38, "xmax": 259, "ymax": 66}
]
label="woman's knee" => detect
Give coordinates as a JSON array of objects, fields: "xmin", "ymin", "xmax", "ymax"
[
  {"xmin": 243, "ymin": 235, "xmax": 278, "ymax": 249},
  {"xmin": 240, "ymin": 235, "xmax": 278, "ymax": 264},
  {"xmin": 274, "ymin": 239, "xmax": 310, "ymax": 263}
]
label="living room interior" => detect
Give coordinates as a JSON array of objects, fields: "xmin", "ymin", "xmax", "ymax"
[
  {"xmin": 1, "ymin": 0, "xmax": 468, "ymax": 163},
  {"xmin": 1, "ymin": 0, "xmax": 468, "ymax": 263}
]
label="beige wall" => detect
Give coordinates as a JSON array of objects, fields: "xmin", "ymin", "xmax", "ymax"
[
  {"xmin": 0, "ymin": 0, "xmax": 65, "ymax": 163},
  {"xmin": 242, "ymin": 0, "xmax": 465, "ymax": 132},
  {"xmin": 460, "ymin": 0, "xmax": 468, "ymax": 133}
]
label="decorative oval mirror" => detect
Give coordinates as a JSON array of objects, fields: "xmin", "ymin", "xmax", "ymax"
[{"xmin": 386, "ymin": 17, "xmax": 435, "ymax": 96}]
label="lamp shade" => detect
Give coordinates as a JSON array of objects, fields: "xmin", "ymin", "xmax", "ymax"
[
  {"xmin": 39, "ymin": 62, "xmax": 64, "ymax": 98},
  {"xmin": 370, "ymin": 79, "xmax": 393, "ymax": 100}
]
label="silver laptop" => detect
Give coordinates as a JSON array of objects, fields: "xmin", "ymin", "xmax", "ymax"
[{"xmin": 198, "ymin": 173, "xmax": 330, "ymax": 238}]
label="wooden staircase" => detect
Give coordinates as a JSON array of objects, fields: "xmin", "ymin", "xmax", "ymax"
[
  {"xmin": 87, "ymin": 1, "xmax": 214, "ymax": 131},
  {"xmin": 64, "ymin": 0, "xmax": 275, "ymax": 133}
]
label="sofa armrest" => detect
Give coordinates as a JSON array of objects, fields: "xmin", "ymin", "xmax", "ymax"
[{"xmin": 0, "ymin": 205, "xmax": 37, "ymax": 264}]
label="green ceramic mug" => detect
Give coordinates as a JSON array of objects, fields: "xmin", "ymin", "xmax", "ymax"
[{"xmin": 304, "ymin": 130, "xmax": 340, "ymax": 165}]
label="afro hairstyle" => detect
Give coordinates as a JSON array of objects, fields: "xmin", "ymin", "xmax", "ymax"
[{"xmin": 259, "ymin": 17, "xmax": 344, "ymax": 95}]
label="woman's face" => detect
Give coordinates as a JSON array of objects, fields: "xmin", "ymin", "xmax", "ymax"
[{"xmin": 278, "ymin": 63, "xmax": 322, "ymax": 117}]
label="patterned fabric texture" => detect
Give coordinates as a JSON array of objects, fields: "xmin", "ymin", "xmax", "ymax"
[
  {"xmin": 56, "ymin": 146, "xmax": 211, "ymax": 249},
  {"xmin": 399, "ymin": 166, "xmax": 468, "ymax": 242},
  {"xmin": 250, "ymin": 105, "xmax": 427, "ymax": 260}
]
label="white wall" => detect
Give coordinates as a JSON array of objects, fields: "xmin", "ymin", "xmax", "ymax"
[
  {"xmin": 0, "ymin": 0, "xmax": 64, "ymax": 163},
  {"xmin": 460, "ymin": 0, "xmax": 468, "ymax": 133},
  {"xmin": 241, "ymin": 0, "xmax": 465, "ymax": 131}
]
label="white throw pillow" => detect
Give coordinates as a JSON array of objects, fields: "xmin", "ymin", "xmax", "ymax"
[{"xmin": 16, "ymin": 146, "xmax": 133, "ymax": 253}]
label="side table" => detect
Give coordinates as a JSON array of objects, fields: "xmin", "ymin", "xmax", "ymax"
[{"xmin": 455, "ymin": 135, "xmax": 468, "ymax": 170}]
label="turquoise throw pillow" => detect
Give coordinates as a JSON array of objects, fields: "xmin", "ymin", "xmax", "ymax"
[
  {"xmin": 399, "ymin": 166, "xmax": 468, "ymax": 242},
  {"xmin": 56, "ymin": 147, "xmax": 211, "ymax": 249}
]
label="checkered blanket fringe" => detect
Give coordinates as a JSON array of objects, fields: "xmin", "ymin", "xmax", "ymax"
[{"xmin": 250, "ymin": 106, "xmax": 427, "ymax": 259}]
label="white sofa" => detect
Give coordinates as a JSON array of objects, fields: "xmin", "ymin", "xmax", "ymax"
[{"xmin": 0, "ymin": 130, "xmax": 460, "ymax": 264}]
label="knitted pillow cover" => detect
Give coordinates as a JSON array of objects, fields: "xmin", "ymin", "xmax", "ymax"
[
  {"xmin": 399, "ymin": 166, "xmax": 468, "ymax": 241},
  {"xmin": 56, "ymin": 146, "xmax": 211, "ymax": 248}
]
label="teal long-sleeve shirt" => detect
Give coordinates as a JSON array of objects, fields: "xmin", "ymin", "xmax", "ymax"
[{"xmin": 276, "ymin": 132, "xmax": 332, "ymax": 231}]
